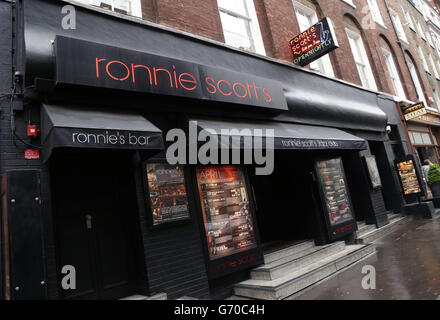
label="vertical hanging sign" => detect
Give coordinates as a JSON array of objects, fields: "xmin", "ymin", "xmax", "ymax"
[{"xmin": 290, "ymin": 17, "xmax": 339, "ymax": 67}]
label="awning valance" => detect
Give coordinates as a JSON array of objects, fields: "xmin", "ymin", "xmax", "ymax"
[
  {"xmin": 41, "ymin": 104, "xmax": 164, "ymax": 162},
  {"xmin": 189, "ymin": 118, "xmax": 367, "ymax": 150}
]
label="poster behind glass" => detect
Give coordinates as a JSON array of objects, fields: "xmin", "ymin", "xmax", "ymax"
[
  {"xmin": 146, "ymin": 163, "xmax": 190, "ymax": 226},
  {"xmin": 316, "ymin": 158, "xmax": 354, "ymax": 226},
  {"xmin": 364, "ymin": 155, "xmax": 382, "ymax": 189},
  {"xmin": 196, "ymin": 166, "xmax": 257, "ymax": 261},
  {"xmin": 396, "ymin": 160, "xmax": 422, "ymax": 195}
]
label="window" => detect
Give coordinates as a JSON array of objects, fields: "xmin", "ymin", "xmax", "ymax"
[
  {"xmin": 366, "ymin": 0, "xmax": 385, "ymax": 27},
  {"xmin": 390, "ymin": 9, "xmax": 408, "ymax": 43},
  {"xmin": 77, "ymin": 0, "xmax": 142, "ymax": 17},
  {"xmin": 382, "ymin": 48, "xmax": 406, "ymax": 99},
  {"xmin": 217, "ymin": 0, "xmax": 265, "ymax": 55},
  {"xmin": 346, "ymin": 28, "xmax": 377, "ymax": 91},
  {"xmin": 417, "ymin": 46, "xmax": 430, "ymax": 73},
  {"xmin": 416, "ymin": 21, "xmax": 427, "ymax": 40},
  {"xmin": 433, "ymin": 89, "xmax": 440, "ymax": 109},
  {"xmin": 293, "ymin": 1, "xmax": 334, "ymax": 77},
  {"xmin": 406, "ymin": 55, "xmax": 427, "ymax": 106},
  {"xmin": 410, "ymin": 132, "xmax": 432, "ymax": 145},
  {"xmin": 427, "ymin": 29, "xmax": 435, "ymax": 47},
  {"xmin": 428, "ymin": 53, "xmax": 440, "ymax": 79},
  {"xmin": 403, "ymin": 9, "xmax": 416, "ymax": 31},
  {"xmin": 342, "ymin": 0, "xmax": 356, "ymax": 7}
]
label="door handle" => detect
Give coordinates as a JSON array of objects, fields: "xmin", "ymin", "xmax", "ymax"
[{"xmin": 85, "ymin": 214, "xmax": 93, "ymax": 230}]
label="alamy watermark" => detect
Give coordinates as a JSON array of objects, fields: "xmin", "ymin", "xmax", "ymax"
[
  {"xmin": 166, "ymin": 120, "xmax": 275, "ymax": 175},
  {"xmin": 361, "ymin": 265, "xmax": 376, "ymax": 290},
  {"xmin": 61, "ymin": 5, "xmax": 76, "ymax": 30}
]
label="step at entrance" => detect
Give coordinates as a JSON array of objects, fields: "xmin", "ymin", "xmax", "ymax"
[
  {"xmin": 356, "ymin": 223, "xmax": 376, "ymax": 238},
  {"xmin": 356, "ymin": 214, "xmax": 408, "ymax": 244},
  {"xmin": 233, "ymin": 240, "xmax": 375, "ymax": 300}
]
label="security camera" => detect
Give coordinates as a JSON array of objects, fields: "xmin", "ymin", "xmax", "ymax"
[{"xmin": 386, "ymin": 125, "xmax": 392, "ymax": 134}]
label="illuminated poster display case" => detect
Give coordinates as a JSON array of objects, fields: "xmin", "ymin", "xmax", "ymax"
[
  {"xmin": 143, "ymin": 162, "xmax": 192, "ymax": 228},
  {"xmin": 395, "ymin": 155, "xmax": 423, "ymax": 199},
  {"xmin": 314, "ymin": 157, "xmax": 357, "ymax": 240},
  {"xmin": 195, "ymin": 165, "xmax": 263, "ymax": 279}
]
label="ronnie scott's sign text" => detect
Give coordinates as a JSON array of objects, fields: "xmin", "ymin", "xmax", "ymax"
[
  {"xmin": 290, "ymin": 17, "xmax": 339, "ymax": 67},
  {"xmin": 55, "ymin": 36, "xmax": 288, "ymax": 111}
]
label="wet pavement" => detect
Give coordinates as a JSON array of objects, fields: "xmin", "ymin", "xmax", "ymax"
[{"xmin": 292, "ymin": 216, "xmax": 440, "ymax": 300}]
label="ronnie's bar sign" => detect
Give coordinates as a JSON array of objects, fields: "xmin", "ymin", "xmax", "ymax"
[
  {"xmin": 54, "ymin": 36, "xmax": 288, "ymax": 111},
  {"xmin": 403, "ymin": 102, "xmax": 427, "ymax": 121},
  {"xmin": 289, "ymin": 17, "xmax": 338, "ymax": 67}
]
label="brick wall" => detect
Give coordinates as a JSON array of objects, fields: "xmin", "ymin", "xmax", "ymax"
[
  {"xmin": 137, "ymin": 0, "xmax": 440, "ymax": 108},
  {"xmin": 142, "ymin": 0, "xmax": 224, "ymax": 42}
]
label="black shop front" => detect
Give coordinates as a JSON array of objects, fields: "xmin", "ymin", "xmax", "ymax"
[{"xmin": 0, "ymin": 0, "xmax": 405, "ymax": 300}]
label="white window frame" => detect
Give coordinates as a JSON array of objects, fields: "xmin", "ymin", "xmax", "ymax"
[
  {"xmin": 407, "ymin": 56, "xmax": 427, "ymax": 107},
  {"xmin": 403, "ymin": 8, "xmax": 416, "ymax": 31},
  {"xmin": 382, "ymin": 47, "xmax": 406, "ymax": 99},
  {"xmin": 77, "ymin": 0, "xmax": 142, "ymax": 17},
  {"xmin": 342, "ymin": 0, "xmax": 356, "ymax": 8},
  {"xmin": 346, "ymin": 28, "xmax": 377, "ymax": 91},
  {"xmin": 366, "ymin": 0, "xmax": 386, "ymax": 28},
  {"xmin": 217, "ymin": 0, "xmax": 266, "ymax": 55},
  {"xmin": 418, "ymin": 45, "xmax": 431, "ymax": 73},
  {"xmin": 292, "ymin": 1, "xmax": 335, "ymax": 77},
  {"xmin": 428, "ymin": 30, "xmax": 436, "ymax": 48},
  {"xmin": 389, "ymin": 9, "xmax": 408, "ymax": 44},
  {"xmin": 416, "ymin": 20, "xmax": 427, "ymax": 41},
  {"xmin": 428, "ymin": 53, "xmax": 440, "ymax": 79}
]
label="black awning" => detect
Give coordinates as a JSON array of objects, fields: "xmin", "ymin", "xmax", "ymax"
[
  {"xmin": 41, "ymin": 104, "xmax": 164, "ymax": 162},
  {"xmin": 190, "ymin": 118, "xmax": 367, "ymax": 150}
]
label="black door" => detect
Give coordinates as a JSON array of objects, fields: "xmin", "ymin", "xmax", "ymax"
[{"xmin": 51, "ymin": 150, "xmax": 139, "ymax": 300}]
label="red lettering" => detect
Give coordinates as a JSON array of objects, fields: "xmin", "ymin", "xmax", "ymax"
[
  {"xmin": 172, "ymin": 65, "xmax": 179, "ymax": 88},
  {"xmin": 179, "ymin": 73, "xmax": 197, "ymax": 91},
  {"xmin": 205, "ymin": 77, "xmax": 216, "ymax": 93},
  {"xmin": 263, "ymin": 88, "xmax": 272, "ymax": 103},
  {"xmin": 153, "ymin": 67, "xmax": 173, "ymax": 88},
  {"xmin": 246, "ymin": 80, "xmax": 253, "ymax": 100},
  {"xmin": 253, "ymin": 82, "xmax": 262, "ymax": 100},
  {"xmin": 218, "ymin": 79, "xmax": 232, "ymax": 96},
  {"xmin": 95, "ymin": 57, "xmax": 106, "ymax": 78},
  {"xmin": 233, "ymin": 82, "xmax": 247, "ymax": 98},
  {"xmin": 106, "ymin": 60, "xmax": 130, "ymax": 81},
  {"xmin": 131, "ymin": 64, "xmax": 153, "ymax": 84}
]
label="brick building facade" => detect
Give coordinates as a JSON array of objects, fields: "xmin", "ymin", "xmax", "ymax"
[
  {"xmin": 0, "ymin": 0, "xmax": 436, "ymax": 301},
  {"xmin": 123, "ymin": 0, "xmax": 440, "ymax": 164}
]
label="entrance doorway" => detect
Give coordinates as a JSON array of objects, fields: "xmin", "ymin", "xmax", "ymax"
[
  {"xmin": 50, "ymin": 149, "xmax": 143, "ymax": 300},
  {"xmin": 249, "ymin": 151, "xmax": 316, "ymax": 244}
]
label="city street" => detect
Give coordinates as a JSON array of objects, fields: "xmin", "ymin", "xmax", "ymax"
[{"xmin": 293, "ymin": 216, "xmax": 440, "ymax": 300}]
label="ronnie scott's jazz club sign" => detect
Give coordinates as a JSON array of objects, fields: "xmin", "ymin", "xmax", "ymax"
[{"xmin": 290, "ymin": 17, "xmax": 339, "ymax": 67}]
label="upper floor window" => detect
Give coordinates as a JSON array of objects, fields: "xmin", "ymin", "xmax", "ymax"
[
  {"xmin": 217, "ymin": 0, "xmax": 266, "ymax": 55},
  {"xmin": 417, "ymin": 45, "xmax": 431, "ymax": 73},
  {"xmin": 77, "ymin": 0, "xmax": 142, "ymax": 17},
  {"xmin": 293, "ymin": 1, "xmax": 335, "ymax": 77},
  {"xmin": 428, "ymin": 53, "xmax": 440, "ymax": 79},
  {"xmin": 403, "ymin": 8, "xmax": 416, "ymax": 31},
  {"xmin": 416, "ymin": 20, "xmax": 427, "ymax": 41},
  {"xmin": 342, "ymin": 0, "xmax": 356, "ymax": 7},
  {"xmin": 382, "ymin": 47, "xmax": 406, "ymax": 99},
  {"xmin": 389, "ymin": 9, "xmax": 408, "ymax": 43},
  {"xmin": 346, "ymin": 28, "xmax": 377, "ymax": 91},
  {"xmin": 366, "ymin": 0, "xmax": 385, "ymax": 27},
  {"xmin": 406, "ymin": 54, "xmax": 427, "ymax": 107},
  {"xmin": 427, "ymin": 29, "xmax": 435, "ymax": 47}
]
